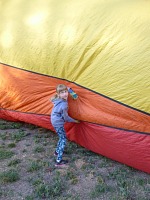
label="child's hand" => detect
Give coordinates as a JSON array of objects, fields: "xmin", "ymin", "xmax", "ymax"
[{"xmin": 75, "ymin": 120, "xmax": 80, "ymax": 123}]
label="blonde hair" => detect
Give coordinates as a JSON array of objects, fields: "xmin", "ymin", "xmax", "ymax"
[
  {"xmin": 56, "ymin": 84, "xmax": 67, "ymax": 94},
  {"xmin": 51, "ymin": 84, "xmax": 67, "ymax": 101}
]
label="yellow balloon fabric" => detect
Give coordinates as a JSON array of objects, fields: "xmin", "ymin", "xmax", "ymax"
[{"xmin": 0, "ymin": 0, "xmax": 150, "ymax": 113}]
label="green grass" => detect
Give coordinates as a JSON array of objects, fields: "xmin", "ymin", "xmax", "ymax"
[
  {"xmin": 25, "ymin": 196, "xmax": 34, "ymax": 200},
  {"xmin": 10, "ymin": 130, "xmax": 27, "ymax": 141},
  {"xmin": 0, "ymin": 169, "xmax": 20, "ymax": 184},
  {"xmin": 90, "ymin": 183, "xmax": 109, "ymax": 198},
  {"xmin": 33, "ymin": 172, "xmax": 65, "ymax": 198},
  {"xmin": 0, "ymin": 130, "xmax": 27, "ymax": 141},
  {"xmin": 8, "ymin": 159, "xmax": 21, "ymax": 167},
  {"xmin": 7, "ymin": 143, "xmax": 16, "ymax": 148},
  {"xmin": 0, "ymin": 149, "xmax": 14, "ymax": 160},
  {"xmin": 33, "ymin": 146, "xmax": 45, "ymax": 153},
  {"xmin": 27, "ymin": 160, "xmax": 43, "ymax": 172},
  {"xmin": 31, "ymin": 178, "xmax": 43, "ymax": 186},
  {"xmin": 0, "ymin": 121, "xmax": 23, "ymax": 129},
  {"xmin": 0, "ymin": 187, "xmax": 14, "ymax": 198},
  {"xmin": 65, "ymin": 169, "xmax": 79, "ymax": 185},
  {"xmin": 0, "ymin": 132, "xmax": 8, "ymax": 140}
]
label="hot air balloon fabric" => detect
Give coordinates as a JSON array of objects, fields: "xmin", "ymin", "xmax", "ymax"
[{"xmin": 0, "ymin": 0, "xmax": 150, "ymax": 173}]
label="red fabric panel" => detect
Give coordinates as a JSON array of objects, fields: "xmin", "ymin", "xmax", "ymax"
[
  {"xmin": 0, "ymin": 109, "xmax": 149, "ymax": 174},
  {"xmin": 68, "ymin": 122, "xmax": 150, "ymax": 174},
  {"xmin": 0, "ymin": 109, "xmax": 53, "ymax": 130}
]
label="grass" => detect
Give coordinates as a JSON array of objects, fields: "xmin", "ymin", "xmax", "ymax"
[
  {"xmin": 27, "ymin": 160, "xmax": 44, "ymax": 172},
  {"xmin": 0, "ymin": 169, "xmax": 20, "ymax": 184},
  {"xmin": 0, "ymin": 121, "xmax": 22, "ymax": 130},
  {"xmin": 8, "ymin": 159, "xmax": 21, "ymax": 167},
  {"xmin": 7, "ymin": 143, "xmax": 16, "ymax": 148},
  {"xmin": 34, "ymin": 174, "xmax": 65, "ymax": 198},
  {"xmin": 0, "ymin": 130, "xmax": 27, "ymax": 141},
  {"xmin": 0, "ymin": 149, "xmax": 14, "ymax": 160},
  {"xmin": 10, "ymin": 130, "xmax": 27, "ymax": 142},
  {"xmin": 0, "ymin": 119, "xmax": 150, "ymax": 200},
  {"xmin": 33, "ymin": 146, "xmax": 45, "ymax": 153},
  {"xmin": 90, "ymin": 182, "xmax": 109, "ymax": 198}
]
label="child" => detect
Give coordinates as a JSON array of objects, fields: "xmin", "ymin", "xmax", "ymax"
[{"xmin": 51, "ymin": 84, "xmax": 79, "ymax": 166}]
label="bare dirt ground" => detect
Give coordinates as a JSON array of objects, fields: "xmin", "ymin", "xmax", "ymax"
[{"xmin": 0, "ymin": 119, "xmax": 150, "ymax": 200}]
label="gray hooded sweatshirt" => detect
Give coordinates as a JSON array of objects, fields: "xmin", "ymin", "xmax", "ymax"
[{"xmin": 51, "ymin": 98, "xmax": 76, "ymax": 127}]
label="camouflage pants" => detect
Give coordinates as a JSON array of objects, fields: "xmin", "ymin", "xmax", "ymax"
[{"xmin": 54, "ymin": 126, "xmax": 67, "ymax": 162}]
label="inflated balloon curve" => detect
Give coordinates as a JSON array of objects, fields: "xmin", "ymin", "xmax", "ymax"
[{"xmin": 0, "ymin": 0, "xmax": 150, "ymax": 173}]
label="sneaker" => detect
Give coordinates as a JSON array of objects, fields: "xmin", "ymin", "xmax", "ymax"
[{"xmin": 55, "ymin": 160, "xmax": 68, "ymax": 167}]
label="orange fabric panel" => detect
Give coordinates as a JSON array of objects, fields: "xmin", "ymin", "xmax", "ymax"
[
  {"xmin": 0, "ymin": 63, "xmax": 150, "ymax": 133},
  {"xmin": 69, "ymin": 86, "xmax": 150, "ymax": 133}
]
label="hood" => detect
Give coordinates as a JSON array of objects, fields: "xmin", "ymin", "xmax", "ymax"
[{"xmin": 52, "ymin": 98, "xmax": 66, "ymax": 107}]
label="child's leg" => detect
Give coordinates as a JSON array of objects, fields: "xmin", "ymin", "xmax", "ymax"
[{"xmin": 54, "ymin": 127, "xmax": 67, "ymax": 162}]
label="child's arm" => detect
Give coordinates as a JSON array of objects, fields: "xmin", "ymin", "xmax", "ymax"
[{"xmin": 62, "ymin": 108, "xmax": 77, "ymax": 123}]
